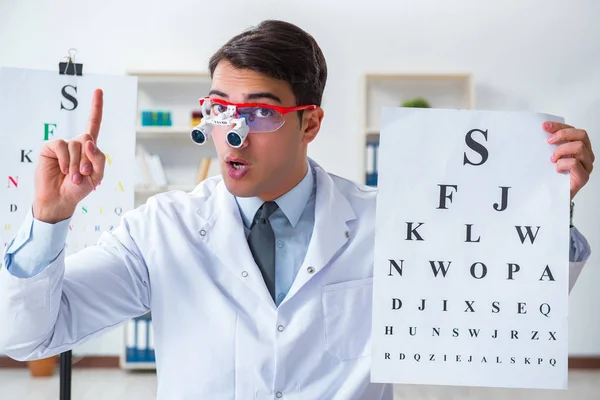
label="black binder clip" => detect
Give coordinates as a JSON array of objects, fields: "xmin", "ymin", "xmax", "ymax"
[{"xmin": 59, "ymin": 48, "xmax": 83, "ymax": 76}]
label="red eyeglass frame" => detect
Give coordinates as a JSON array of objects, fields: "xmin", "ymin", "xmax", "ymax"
[{"xmin": 198, "ymin": 97, "xmax": 317, "ymax": 115}]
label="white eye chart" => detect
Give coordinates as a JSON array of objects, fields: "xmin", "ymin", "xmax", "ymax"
[
  {"xmin": 371, "ymin": 107, "xmax": 569, "ymax": 390},
  {"xmin": 0, "ymin": 67, "xmax": 137, "ymax": 259}
]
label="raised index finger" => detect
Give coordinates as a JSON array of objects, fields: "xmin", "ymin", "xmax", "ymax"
[{"xmin": 87, "ymin": 88, "xmax": 104, "ymax": 142}]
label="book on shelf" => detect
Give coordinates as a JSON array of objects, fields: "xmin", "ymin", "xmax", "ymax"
[{"xmin": 135, "ymin": 144, "xmax": 168, "ymax": 189}]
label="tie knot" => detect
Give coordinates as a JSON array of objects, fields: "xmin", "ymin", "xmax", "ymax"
[{"xmin": 254, "ymin": 201, "xmax": 279, "ymax": 224}]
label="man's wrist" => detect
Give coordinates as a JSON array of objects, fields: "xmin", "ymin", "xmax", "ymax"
[{"xmin": 32, "ymin": 201, "xmax": 75, "ymax": 224}]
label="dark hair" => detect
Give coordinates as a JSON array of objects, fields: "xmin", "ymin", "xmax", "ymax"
[{"xmin": 209, "ymin": 20, "xmax": 327, "ymax": 107}]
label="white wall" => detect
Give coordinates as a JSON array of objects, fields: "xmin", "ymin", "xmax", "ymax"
[{"xmin": 1, "ymin": 0, "xmax": 599, "ymax": 356}]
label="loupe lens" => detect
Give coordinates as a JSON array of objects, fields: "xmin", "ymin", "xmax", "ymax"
[
  {"xmin": 227, "ymin": 131, "xmax": 242, "ymax": 147},
  {"xmin": 191, "ymin": 129, "xmax": 206, "ymax": 144}
]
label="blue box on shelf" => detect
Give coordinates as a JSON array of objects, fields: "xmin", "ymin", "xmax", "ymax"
[{"xmin": 141, "ymin": 110, "xmax": 172, "ymax": 127}]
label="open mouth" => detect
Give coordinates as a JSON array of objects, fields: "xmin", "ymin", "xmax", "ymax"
[
  {"xmin": 225, "ymin": 157, "xmax": 251, "ymax": 174},
  {"xmin": 230, "ymin": 161, "xmax": 247, "ymax": 170}
]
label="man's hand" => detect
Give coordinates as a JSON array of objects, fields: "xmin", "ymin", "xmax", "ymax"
[
  {"xmin": 33, "ymin": 89, "xmax": 106, "ymax": 223},
  {"xmin": 545, "ymin": 121, "xmax": 594, "ymax": 200}
]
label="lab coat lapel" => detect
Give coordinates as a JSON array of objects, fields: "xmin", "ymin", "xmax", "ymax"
[
  {"xmin": 195, "ymin": 181, "xmax": 276, "ymax": 309},
  {"xmin": 285, "ymin": 163, "xmax": 357, "ymax": 300}
]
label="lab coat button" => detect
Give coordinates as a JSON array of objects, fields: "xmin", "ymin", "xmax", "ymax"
[
  {"xmin": 307, "ymin": 266, "xmax": 315, "ymax": 274},
  {"xmin": 241, "ymin": 271, "xmax": 248, "ymax": 278},
  {"xmin": 199, "ymin": 229, "xmax": 207, "ymax": 236},
  {"xmin": 276, "ymin": 392, "xmax": 283, "ymax": 398},
  {"xmin": 345, "ymin": 230, "xmax": 350, "ymax": 238},
  {"xmin": 277, "ymin": 325, "xmax": 285, "ymax": 332}
]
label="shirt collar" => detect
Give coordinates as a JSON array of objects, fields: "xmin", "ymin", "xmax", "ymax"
[{"xmin": 236, "ymin": 162, "xmax": 314, "ymax": 229}]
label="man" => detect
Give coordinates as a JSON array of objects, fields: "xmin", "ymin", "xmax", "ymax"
[{"xmin": 0, "ymin": 20, "xmax": 594, "ymax": 399}]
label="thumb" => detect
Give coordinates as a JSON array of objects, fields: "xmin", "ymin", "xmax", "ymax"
[{"xmin": 84, "ymin": 140, "xmax": 106, "ymax": 186}]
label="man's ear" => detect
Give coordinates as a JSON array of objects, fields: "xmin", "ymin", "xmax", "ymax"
[{"xmin": 301, "ymin": 107, "xmax": 324, "ymax": 144}]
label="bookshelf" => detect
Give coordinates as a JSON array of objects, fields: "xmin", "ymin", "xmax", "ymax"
[
  {"xmin": 362, "ymin": 73, "xmax": 475, "ymax": 186},
  {"xmin": 121, "ymin": 71, "xmax": 220, "ymax": 370},
  {"xmin": 128, "ymin": 71, "xmax": 220, "ymax": 208}
]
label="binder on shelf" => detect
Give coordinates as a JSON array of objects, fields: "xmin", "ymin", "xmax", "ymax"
[
  {"xmin": 125, "ymin": 313, "xmax": 156, "ymax": 364},
  {"xmin": 365, "ymin": 136, "xmax": 379, "ymax": 187},
  {"xmin": 136, "ymin": 319, "xmax": 147, "ymax": 361},
  {"xmin": 366, "ymin": 142, "xmax": 375, "ymax": 186},
  {"xmin": 126, "ymin": 319, "xmax": 136, "ymax": 361},
  {"xmin": 148, "ymin": 320, "xmax": 155, "ymax": 356},
  {"xmin": 374, "ymin": 142, "xmax": 379, "ymax": 186}
]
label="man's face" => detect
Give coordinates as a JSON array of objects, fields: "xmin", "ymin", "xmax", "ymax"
[{"xmin": 208, "ymin": 61, "xmax": 322, "ymax": 200}]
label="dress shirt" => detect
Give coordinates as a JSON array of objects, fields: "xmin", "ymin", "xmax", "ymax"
[{"xmin": 235, "ymin": 163, "xmax": 316, "ymax": 306}]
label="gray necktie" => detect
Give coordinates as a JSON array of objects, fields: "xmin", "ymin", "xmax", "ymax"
[{"xmin": 248, "ymin": 201, "xmax": 279, "ymax": 301}]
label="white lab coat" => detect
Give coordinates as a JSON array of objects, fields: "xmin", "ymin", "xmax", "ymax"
[
  {"xmin": 0, "ymin": 159, "xmax": 587, "ymax": 400},
  {"xmin": 1, "ymin": 159, "xmax": 391, "ymax": 399}
]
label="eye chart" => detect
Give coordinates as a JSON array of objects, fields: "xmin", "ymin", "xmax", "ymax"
[{"xmin": 371, "ymin": 107, "xmax": 569, "ymax": 390}]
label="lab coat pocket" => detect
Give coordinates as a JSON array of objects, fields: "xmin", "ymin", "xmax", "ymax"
[{"xmin": 322, "ymin": 277, "xmax": 373, "ymax": 361}]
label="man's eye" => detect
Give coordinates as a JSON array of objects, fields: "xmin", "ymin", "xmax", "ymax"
[
  {"xmin": 254, "ymin": 108, "xmax": 274, "ymax": 117},
  {"xmin": 212, "ymin": 104, "xmax": 227, "ymax": 114}
]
